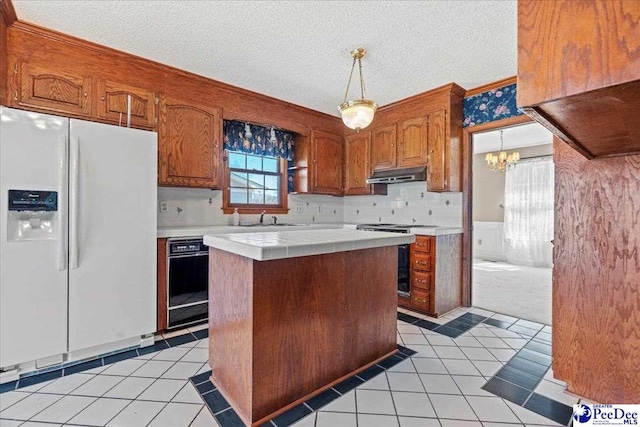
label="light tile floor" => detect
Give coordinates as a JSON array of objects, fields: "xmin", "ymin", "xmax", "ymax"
[{"xmin": 0, "ymin": 308, "xmax": 582, "ymax": 427}]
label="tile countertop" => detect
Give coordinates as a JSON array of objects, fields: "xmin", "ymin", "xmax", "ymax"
[
  {"xmin": 410, "ymin": 226, "xmax": 463, "ymax": 236},
  {"xmin": 158, "ymin": 224, "xmax": 462, "ymax": 238},
  {"xmin": 203, "ymin": 229, "xmax": 415, "ymax": 261},
  {"xmin": 157, "ymin": 223, "xmax": 344, "ymax": 238}
]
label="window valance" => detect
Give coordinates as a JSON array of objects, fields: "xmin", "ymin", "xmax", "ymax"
[{"xmin": 223, "ymin": 120, "xmax": 295, "ymax": 160}]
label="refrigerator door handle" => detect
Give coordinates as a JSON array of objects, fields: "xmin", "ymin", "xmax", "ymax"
[
  {"xmin": 70, "ymin": 136, "xmax": 79, "ymax": 269},
  {"xmin": 57, "ymin": 136, "xmax": 68, "ymax": 271}
]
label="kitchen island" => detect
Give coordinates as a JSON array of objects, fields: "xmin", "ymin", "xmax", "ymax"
[{"xmin": 204, "ymin": 229, "xmax": 414, "ymax": 426}]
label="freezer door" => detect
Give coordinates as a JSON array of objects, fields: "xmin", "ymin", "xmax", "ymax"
[
  {"xmin": 68, "ymin": 120, "xmax": 157, "ymax": 352},
  {"xmin": 0, "ymin": 107, "xmax": 69, "ymax": 367}
]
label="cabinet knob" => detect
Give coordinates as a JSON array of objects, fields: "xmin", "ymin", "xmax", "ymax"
[
  {"xmin": 101, "ymin": 96, "xmax": 105, "ymax": 101},
  {"xmin": 83, "ymin": 92, "xmax": 88, "ymax": 97},
  {"xmin": 430, "ymin": 149, "xmax": 434, "ymax": 153}
]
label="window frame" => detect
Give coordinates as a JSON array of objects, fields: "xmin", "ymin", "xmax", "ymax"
[{"xmin": 221, "ymin": 151, "xmax": 289, "ymax": 214}]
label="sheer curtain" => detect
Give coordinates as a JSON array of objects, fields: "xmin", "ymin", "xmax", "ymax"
[{"xmin": 503, "ymin": 156, "xmax": 554, "ymax": 267}]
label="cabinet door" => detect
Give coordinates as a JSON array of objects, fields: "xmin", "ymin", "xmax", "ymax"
[
  {"xmin": 370, "ymin": 125, "xmax": 397, "ymax": 170},
  {"xmin": 311, "ymin": 130, "xmax": 343, "ymax": 195},
  {"xmin": 158, "ymin": 95, "xmax": 222, "ymax": 188},
  {"xmin": 397, "ymin": 116, "xmax": 428, "ymax": 167},
  {"xmin": 344, "ymin": 132, "xmax": 371, "ymax": 195},
  {"xmin": 97, "ymin": 80, "xmax": 157, "ymax": 129},
  {"xmin": 17, "ymin": 61, "xmax": 92, "ymax": 117},
  {"xmin": 427, "ymin": 109, "xmax": 447, "ymax": 191}
]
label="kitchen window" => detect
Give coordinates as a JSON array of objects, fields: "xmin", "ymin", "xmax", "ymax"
[{"xmin": 222, "ymin": 151, "xmax": 288, "ymax": 214}]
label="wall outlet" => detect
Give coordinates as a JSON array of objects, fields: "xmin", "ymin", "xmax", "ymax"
[
  {"xmin": 478, "ymin": 239, "xmax": 483, "ymax": 245},
  {"xmin": 159, "ymin": 200, "xmax": 168, "ymax": 213},
  {"xmin": 295, "ymin": 203, "xmax": 304, "ymax": 213}
]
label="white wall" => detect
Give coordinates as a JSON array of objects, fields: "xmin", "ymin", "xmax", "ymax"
[
  {"xmin": 158, "ymin": 181, "xmax": 463, "ymax": 228},
  {"xmin": 473, "ymin": 144, "xmax": 553, "ymax": 222},
  {"xmin": 157, "ymin": 187, "xmax": 344, "ymax": 227},
  {"xmin": 473, "ymin": 221, "xmax": 505, "ymax": 261}
]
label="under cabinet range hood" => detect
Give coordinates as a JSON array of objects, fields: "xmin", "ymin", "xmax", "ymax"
[{"xmin": 366, "ymin": 166, "xmax": 426, "ymax": 184}]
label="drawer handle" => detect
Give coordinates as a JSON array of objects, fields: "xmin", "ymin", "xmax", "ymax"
[
  {"xmin": 417, "ymin": 243, "xmax": 427, "ymax": 247},
  {"xmin": 416, "ymin": 279, "xmax": 428, "ymax": 284},
  {"xmin": 416, "ymin": 261, "xmax": 428, "ymax": 266},
  {"xmin": 413, "ymin": 298, "xmax": 426, "ymax": 303}
]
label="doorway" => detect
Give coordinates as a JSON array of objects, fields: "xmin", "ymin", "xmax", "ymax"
[{"xmin": 466, "ymin": 122, "xmax": 554, "ymax": 324}]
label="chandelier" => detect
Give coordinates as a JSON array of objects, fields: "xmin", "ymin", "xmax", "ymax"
[
  {"xmin": 338, "ymin": 48, "xmax": 378, "ymax": 131},
  {"xmin": 485, "ymin": 130, "xmax": 520, "ymax": 172}
]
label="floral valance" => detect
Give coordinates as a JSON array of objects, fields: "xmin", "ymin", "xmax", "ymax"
[
  {"xmin": 223, "ymin": 120, "xmax": 295, "ymax": 160},
  {"xmin": 463, "ymin": 83, "xmax": 524, "ymax": 127}
]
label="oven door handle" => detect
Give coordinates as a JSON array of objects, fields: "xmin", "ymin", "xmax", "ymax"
[{"xmin": 168, "ymin": 252, "xmax": 209, "ymax": 259}]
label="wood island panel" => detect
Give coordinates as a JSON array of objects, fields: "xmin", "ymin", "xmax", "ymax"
[{"xmin": 208, "ymin": 246, "xmax": 398, "ymax": 426}]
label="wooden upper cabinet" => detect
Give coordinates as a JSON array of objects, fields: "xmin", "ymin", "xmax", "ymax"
[
  {"xmin": 15, "ymin": 61, "xmax": 92, "ymax": 117},
  {"xmin": 518, "ymin": 0, "xmax": 640, "ymax": 158},
  {"xmin": 426, "ymin": 109, "xmax": 447, "ymax": 191},
  {"xmin": 97, "ymin": 80, "xmax": 157, "ymax": 129},
  {"xmin": 370, "ymin": 125, "xmax": 397, "ymax": 171},
  {"xmin": 397, "ymin": 116, "xmax": 428, "ymax": 167},
  {"xmin": 344, "ymin": 132, "xmax": 371, "ymax": 195},
  {"xmin": 158, "ymin": 95, "xmax": 222, "ymax": 188},
  {"xmin": 311, "ymin": 131, "xmax": 343, "ymax": 195}
]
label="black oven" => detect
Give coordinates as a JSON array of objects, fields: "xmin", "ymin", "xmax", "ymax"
[
  {"xmin": 167, "ymin": 238, "xmax": 209, "ymax": 329},
  {"xmin": 398, "ymin": 244, "xmax": 410, "ymax": 296},
  {"xmin": 356, "ymin": 224, "xmax": 412, "ymax": 297}
]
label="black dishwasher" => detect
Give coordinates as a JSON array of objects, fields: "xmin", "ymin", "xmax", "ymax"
[{"xmin": 167, "ymin": 238, "xmax": 209, "ymax": 329}]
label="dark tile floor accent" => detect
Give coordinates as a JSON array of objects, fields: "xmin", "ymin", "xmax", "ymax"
[
  {"xmin": 483, "ymin": 376, "xmax": 531, "ymax": 405},
  {"xmin": 1, "ymin": 327, "xmax": 210, "ymax": 394},
  {"xmin": 396, "ymin": 311, "xmax": 488, "ymax": 338},
  {"xmin": 190, "ymin": 344, "xmax": 417, "ymax": 427},
  {"xmin": 432, "ymin": 312, "xmax": 488, "ymax": 337},
  {"xmin": 399, "ymin": 308, "xmax": 572, "ymax": 426},
  {"xmin": 524, "ymin": 392, "xmax": 575, "ymax": 425},
  {"xmin": 481, "ymin": 325, "xmax": 573, "ymax": 426},
  {"xmin": 0, "ymin": 380, "xmax": 18, "ymax": 393}
]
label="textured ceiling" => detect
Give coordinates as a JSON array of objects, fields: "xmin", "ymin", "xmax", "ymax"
[
  {"xmin": 473, "ymin": 123, "xmax": 553, "ymax": 154},
  {"xmin": 13, "ymin": 0, "xmax": 518, "ymax": 116}
]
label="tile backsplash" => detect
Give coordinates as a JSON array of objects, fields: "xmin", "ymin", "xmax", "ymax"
[
  {"xmin": 343, "ymin": 182, "xmax": 462, "ymax": 226},
  {"xmin": 157, "ymin": 188, "xmax": 344, "ymax": 227},
  {"xmin": 157, "ymin": 182, "xmax": 462, "ymax": 228}
]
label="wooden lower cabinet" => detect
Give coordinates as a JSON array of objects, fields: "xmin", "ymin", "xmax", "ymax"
[{"xmin": 399, "ymin": 234, "xmax": 462, "ymax": 317}]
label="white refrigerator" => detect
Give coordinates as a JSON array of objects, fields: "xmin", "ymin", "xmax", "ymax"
[{"xmin": 0, "ymin": 106, "xmax": 157, "ymax": 369}]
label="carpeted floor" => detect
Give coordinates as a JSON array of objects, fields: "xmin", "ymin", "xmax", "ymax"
[{"xmin": 472, "ymin": 259, "xmax": 552, "ymax": 325}]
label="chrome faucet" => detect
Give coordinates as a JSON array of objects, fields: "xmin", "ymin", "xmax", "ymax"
[{"xmin": 259, "ymin": 210, "xmax": 266, "ymax": 224}]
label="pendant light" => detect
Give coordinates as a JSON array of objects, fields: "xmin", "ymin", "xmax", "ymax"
[
  {"xmin": 338, "ymin": 48, "xmax": 378, "ymax": 132},
  {"xmin": 485, "ymin": 130, "xmax": 520, "ymax": 172}
]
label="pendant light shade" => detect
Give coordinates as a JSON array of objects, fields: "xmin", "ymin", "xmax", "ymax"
[
  {"xmin": 339, "ymin": 100, "xmax": 377, "ymax": 130},
  {"xmin": 338, "ymin": 48, "xmax": 377, "ymax": 131}
]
